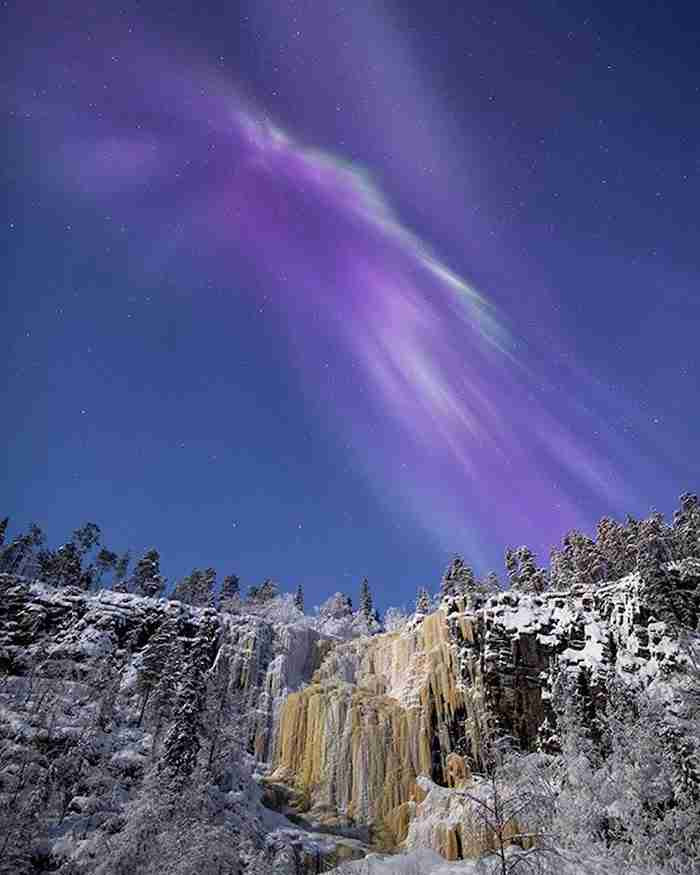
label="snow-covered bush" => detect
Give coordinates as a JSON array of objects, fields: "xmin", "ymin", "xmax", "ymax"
[
  {"xmin": 522, "ymin": 657, "xmax": 700, "ymax": 875},
  {"xmin": 243, "ymin": 592, "xmax": 308, "ymax": 625},
  {"xmin": 316, "ymin": 591, "xmax": 354, "ymax": 620},
  {"xmin": 384, "ymin": 605, "xmax": 411, "ymax": 633}
]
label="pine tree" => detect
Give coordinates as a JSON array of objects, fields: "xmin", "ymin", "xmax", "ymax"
[
  {"xmin": 595, "ymin": 516, "xmax": 629, "ymax": 581},
  {"xmin": 636, "ymin": 512, "xmax": 671, "ymax": 589},
  {"xmin": 51, "ymin": 542, "xmax": 83, "ymax": 587},
  {"xmin": 459, "ymin": 563, "xmax": 477, "ymax": 596},
  {"xmin": 255, "ymin": 579, "xmax": 279, "ymax": 603},
  {"xmin": 113, "ymin": 551, "xmax": 130, "ymax": 592},
  {"xmin": 508, "ymin": 546, "xmax": 548, "ymax": 593},
  {"xmin": 519, "ymin": 546, "xmax": 548, "ymax": 593},
  {"xmin": 0, "ymin": 517, "xmax": 8, "ymax": 548},
  {"xmin": 161, "ymin": 672, "xmax": 202, "ymax": 779},
  {"xmin": 182, "ymin": 568, "xmax": 217, "ymax": 607},
  {"xmin": 199, "ymin": 567, "xmax": 217, "ymax": 607},
  {"xmin": 172, "ymin": 571, "xmax": 195, "ymax": 604},
  {"xmin": 149, "ymin": 635, "xmax": 183, "ymax": 756},
  {"xmin": 134, "ymin": 548, "xmax": 164, "ymax": 598},
  {"xmin": 95, "ymin": 547, "xmax": 118, "ymax": 587},
  {"xmin": 673, "ymin": 492, "xmax": 700, "ymax": 560},
  {"xmin": 416, "ymin": 587, "xmax": 431, "ymax": 614},
  {"xmin": 550, "ymin": 531, "xmax": 600, "ymax": 588},
  {"xmin": 219, "ymin": 574, "xmax": 240, "ymax": 612},
  {"xmin": 294, "ymin": 583, "xmax": 304, "ymax": 613},
  {"xmin": 504, "ymin": 548, "xmax": 519, "ymax": 589},
  {"xmin": 360, "ymin": 577, "xmax": 373, "ymax": 618},
  {"xmin": 72, "ymin": 522, "xmax": 101, "ymax": 558},
  {"xmin": 441, "ymin": 556, "xmax": 475, "ymax": 598},
  {"xmin": 160, "ymin": 617, "xmax": 217, "ymax": 779},
  {"xmin": 570, "ymin": 532, "xmax": 601, "ymax": 586},
  {"xmin": 0, "ymin": 522, "xmax": 45, "ymax": 577},
  {"xmin": 549, "ymin": 543, "xmax": 572, "ymax": 590},
  {"xmin": 623, "ymin": 514, "xmax": 641, "ymax": 573},
  {"xmin": 484, "ymin": 571, "xmax": 501, "ymax": 593},
  {"xmin": 137, "ymin": 618, "xmax": 177, "ymax": 726}
]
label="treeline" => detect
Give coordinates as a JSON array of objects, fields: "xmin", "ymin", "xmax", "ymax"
[
  {"xmin": 434, "ymin": 491, "xmax": 700, "ymax": 605},
  {"xmin": 2, "ymin": 491, "xmax": 699, "ymax": 617},
  {"xmin": 0, "ymin": 518, "xmax": 288, "ymax": 612},
  {"xmin": 0, "ymin": 518, "xmax": 384, "ymax": 621}
]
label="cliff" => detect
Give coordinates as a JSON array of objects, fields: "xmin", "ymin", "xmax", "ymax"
[
  {"xmin": 1, "ymin": 562, "xmax": 698, "ymax": 872},
  {"xmin": 269, "ymin": 563, "xmax": 700, "ymax": 856},
  {"xmin": 0, "ymin": 576, "xmax": 364, "ymax": 873}
]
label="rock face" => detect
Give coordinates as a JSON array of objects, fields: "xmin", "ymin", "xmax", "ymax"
[
  {"xmin": 0, "ymin": 576, "xmax": 325, "ymax": 762},
  {"xmin": 0, "ymin": 576, "xmax": 354, "ymax": 874},
  {"xmin": 269, "ymin": 564, "xmax": 700, "ymax": 854},
  {"xmin": 1, "ymin": 563, "xmax": 698, "ymax": 871},
  {"xmin": 450, "ymin": 563, "xmax": 700, "ymax": 761}
]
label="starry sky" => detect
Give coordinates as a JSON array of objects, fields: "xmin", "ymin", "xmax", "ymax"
[{"xmin": 2, "ymin": 1, "xmax": 699, "ymax": 609}]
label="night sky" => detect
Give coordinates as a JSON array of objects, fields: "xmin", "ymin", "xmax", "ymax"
[{"xmin": 3, "ymin": 1, "xmax": 699, "ymax": 610}]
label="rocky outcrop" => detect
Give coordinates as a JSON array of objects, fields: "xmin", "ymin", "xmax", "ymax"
[
  {"xmin": 270, "ymin": 564, "xmax": 700, "ymax": 857},
  {"xmin": 448, "ymin": 563, "xmax": 700, "ymax": 761}
]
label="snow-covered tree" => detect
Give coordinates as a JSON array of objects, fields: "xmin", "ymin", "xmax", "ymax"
[
  {"xmin": 416, "ymin": 587, "xmax": 431, "ymax": 614},
  {"xmin": 672, "ymin": 492, "xmax": 700, "ymax": 560},
  {"xmin": 319, "ymin": 591, "xmax": 353, "ymax": 619},
  {"xmin": 441, "ymin": 556, "xmax": 476, "ymax": 598},
  {"xmin": 137, "ymin": 619, "xmax": 178, "ymax": 726},
  {"xmin": 622, "ymin": 513, "xmax": 642, "ymax": 572},
  {"xmin": 360, "ymin": 577, "xmax": 373, "ymax": 618},
  {"xmin": 134, "ymin": 548, "xmax": 164, "ymax": 598},
  {"xmin": 172, "ymin": 571, "xmax": 195, "ymax": 604},
  {"xmin": 43, "ymin": 541, "xmax": 82, "ymax": 587},
  {"xmin": 544, "ymin": 668, "xmax": 700, "ymax": 873},
  {"xmin": 595, "ymin": 516, "xmax": 630, "ymax": 581},
  {"xmin": 507, "ymin": 546, "xmax": 548, "ymax": 593},
  {"xmin": 173, "ymin": 567, "xmax": 214, "ymax": 606},
  {"xmin": 382, "ymin": 605, "xmax": 410, "ymax": 632},
  {"xmin": 635, "ymin": 512, "xmax": 671, "ymax": 588},
  {"xmin": 549, "ymin": 544, "xmax": 572, "ymax": 591},
  {"xmin": 294, "ymin": 582, "xmax": 304, "ymax": 613},
  {"xmin": 160, "ymin": 626, "xmax": 213, "ymax": 779},
  {"xmin": 454, "ymin": 727, "xmax": 559, "ymax": 875},
  {"xmin": 549, "ymin": 530, "xmax": 601, "ymax": 589},
  {"xmin": 251, "ymin": 578, "xmax": 279, "ymax": 603},
  {"xmin": 504, "ymin": 548, "xmax": 519, "ymax": 589},
  {"xmin": 196, "ymin": 567, "xmax": 217, "ymax": 607},
  {"xmin": 219, "ymin": 574, "xmax": 240, "ymax": 612},
  {"xmin": 0, "ymin": 522, "xmax": 45, "ymax": 577},
  {"xmin": 483, "ymin": 571, "xmax": 501, "ymax": 593},
  {"xmin": 112, "ymin": 550, "xmax": 130, "ymax": 591}
]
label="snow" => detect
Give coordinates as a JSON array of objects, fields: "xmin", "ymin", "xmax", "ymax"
[{"xmin": 327, "ymin": 848, "xmax": 480, "ymax": 873}]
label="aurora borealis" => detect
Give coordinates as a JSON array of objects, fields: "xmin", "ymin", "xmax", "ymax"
[{"xmin": 3, "ymin": 2, "xmax": 698, "ymax": 602}]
